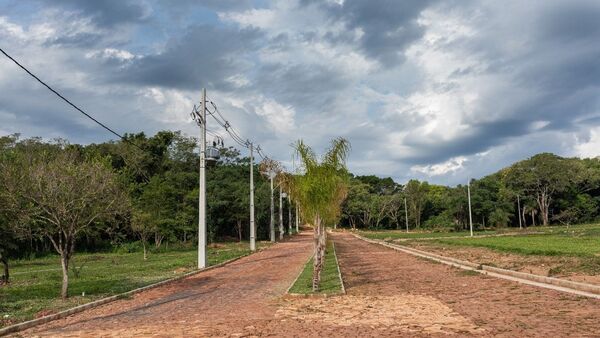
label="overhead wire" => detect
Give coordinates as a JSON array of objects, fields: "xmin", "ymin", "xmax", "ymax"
[
  {"xmin": 0, "ymin": 46, "xmax": 146, "ymax": 152},
  {"xmin": 204, "ymin": 97, "xmax": 273, "ymax": 161}
]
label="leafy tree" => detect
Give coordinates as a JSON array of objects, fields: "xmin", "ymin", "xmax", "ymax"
[
  {"xmin": 404, "ymin": 179, "xmax": 429, "ymax": 228},
  {"xmin": 131, "ymin": 210, "xmax": 155, "ymax": 260},
  {"xmin": 293, "ymin": 138, "xmax": 350, "ymax": 291},
  {"xmin": 504, "ymin": 153, "xmax": 578, "ymax": 226}
]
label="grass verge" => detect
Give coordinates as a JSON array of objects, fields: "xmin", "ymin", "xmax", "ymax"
[
  {"xmin": 359, "ymin": 223, "xmax": 600, "ymax": 242},
  {"xmin": 0, "ymin": 241, "xmax": 268, "ymax": 328},
  {"xmin": 430, "ymin": 228, "xmax": 600, "ymax": 257},
  {"xmin": 289, "ymin": 239, "xmax": 343, "ymax": 295}
]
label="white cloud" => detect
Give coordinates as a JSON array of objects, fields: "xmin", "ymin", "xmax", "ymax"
[
  {"xmin": 254, "ymin": 98, "xmax": 296, "ymax": 134},
  {"xmin": 575, "ymin": 127, "xmax": 600, "ymax": 158},
  {"xmin": 411, "ymin": 156, "xmax": 467, "ymax": 176}
]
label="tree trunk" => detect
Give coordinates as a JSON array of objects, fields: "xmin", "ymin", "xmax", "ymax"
[
  {"xmin": 154, "ymin": 232, "xmax": 163, "ymax": 248},
  {"xmin": 1, "ymin": 256, "xmax": 9, "ymax": 284},
  {"xmin": 60, "ymin": 254, "xmax": 69, "ymax": 299},
  {"xmin": 312, "ymin": 216, "xmax": 323, "ymax": 292},
  {"xmin": 142, "ymin": 241, "xmax": 147, "ymax": 261},
  {"xmin": 236, "ymin": 219, "xmax": 243, "ymax": 242}
]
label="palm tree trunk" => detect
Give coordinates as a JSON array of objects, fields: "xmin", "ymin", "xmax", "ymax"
[{"xmin": 312, "ymin": 215, "xmax": 323, "ymax": 292}]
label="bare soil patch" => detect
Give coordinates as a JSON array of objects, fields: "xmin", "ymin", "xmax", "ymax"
[
  {"xmin": 403, "ymin": 241, "xmax": 600, "ymax": 285},
  {"xmin": 277, "ymin": 294, "xmax": 484, "ymax": 335}
]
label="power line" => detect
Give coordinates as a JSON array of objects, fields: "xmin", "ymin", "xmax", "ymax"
[
  {"xmin": 0, "ymin": 47, "xmax": 145, "ymax": 152},
  {"xmin": 204, "ymin": 98, "xmax": 272, "ymax": 160}
]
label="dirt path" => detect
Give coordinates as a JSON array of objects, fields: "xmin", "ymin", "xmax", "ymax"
[{"xmin": 333, "ymin": 232, "xmax": 600, "ymax": 337}]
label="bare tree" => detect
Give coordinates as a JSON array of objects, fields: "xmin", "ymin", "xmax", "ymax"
[{"xmin": 20, "ymin": 150, "xmax": 129, "ymax": 298}]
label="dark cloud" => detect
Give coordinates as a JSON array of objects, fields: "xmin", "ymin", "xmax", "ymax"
[
  {"xmin": 399, "ymin": 119, "xmax": 529, "ymax": 164},
  {"xmin": 112, "ymin": 25, "xmax": 263, "ymax": 91},
  {"xmin": 303, "ymin": 0, "xmax": 434, "ymax": 67},
  {"xmin": 254, "ymin": 62, "xmax": 348, "ymax": 109},
  {"xmin": 39, "ymin": 0, "xmax": 150, "ymax": 27}
]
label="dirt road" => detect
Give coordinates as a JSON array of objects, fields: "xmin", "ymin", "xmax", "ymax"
[
  {"xmin": 17, "ymin": 231, "xmax": 600, "ymax": 337},
  {"xmin": 331, "ymin": 232, "xmax": 600, "ymax": 337}
]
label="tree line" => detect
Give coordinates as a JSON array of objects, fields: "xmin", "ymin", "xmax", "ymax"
[
  {"xmin": 341, "ymin": 153, "xmax": 600, "ymax": 230},
  {"xmin": 0, "ymin": 131, "xmax": 293, "ymax": 296},
  {"xmin": 1, "ymin": 130, "xmax": 599, "ymax": 296}
]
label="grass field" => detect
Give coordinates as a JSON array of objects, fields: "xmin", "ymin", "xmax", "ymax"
[
  {"xmin": 289, "ymin": 240, "xmax": 343, "ymax": 295},
  {"xmin": 0, "ymin": 241, "xmax": 266, "ymax": 328},
  {"xmin": 359, "ymin": 229, "xmax": 498, "ymax": 240},
  {"xmin": 430, "ymin": 226, "xmax": 600, "ymax": 257},
  {"xmin": 359, "ymin": 223, "xmax": 600, "ymax": 242}
]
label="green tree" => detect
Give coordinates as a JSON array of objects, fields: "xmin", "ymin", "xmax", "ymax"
[
  {"xmin": 405, "ymin": 179, "xmax": 429, "ymax": 228},
  {"xmin": 293, "ymin": 138, "xmax": 350, "ymax": 291},
  {"xmin": 504, "ymin": 153, "xmax": 578, "ymax": 226}
]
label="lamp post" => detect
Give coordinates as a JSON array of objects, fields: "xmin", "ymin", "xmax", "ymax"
[
  {"xmin": 191, "ymin": 88, "xmax": 207, "ymax": 269},
  {"xmin": 288, "ymin": 195, "xmax": 292, "ymax": 235},
  {"xmin": 249, "ymin": 142, "xmax": 256, "ymax": 251},
  {"xmin": 279, "ymin": 188, "xmax": 285, "ymax": 239},
  {"xmin": 468, "ymin": 179, "xmax": 473, "ymax": 237},
  {"xmin": 295, "ymin": 204, "xmax": 299, "ymax": 233}
]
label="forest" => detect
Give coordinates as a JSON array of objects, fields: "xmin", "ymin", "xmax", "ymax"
[{"xmin": 1, "ymin": 130, "xmax": 600, "ymax": 286}]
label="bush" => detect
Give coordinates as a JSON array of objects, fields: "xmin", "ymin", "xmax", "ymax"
[
  {"xmin": 424, "ymin": 212, "xmax": 455, "ymax": 230},
  {"xmin": 114, "ymin": 241, "xmax": 142, "ymax": 254}
]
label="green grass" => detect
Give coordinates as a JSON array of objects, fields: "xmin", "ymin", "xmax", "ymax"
[
  {"xmin": 359, "ymin": 229, "xmax": 497, "ymax": 240},
  {"xmin": 359, "ymin": 223, "xmax": 600, "ymax": 241},
  {"xmin": 432, "ymin": 231, "xmax": 600, "ymax": 257},
  {"xmin": 289, "ymin": 240, "xmax": 343, "ymax": 295},
  {"xmin": 0, "ymin": 241, "xmax": 266, "ymax": 328}
]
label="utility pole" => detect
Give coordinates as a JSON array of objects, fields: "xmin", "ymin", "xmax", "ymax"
[
  {"xmin": 295, "ymin": 204, "xmax": 299, "ymax": 233},
  {"xmin": 279, "ymin": 186, "xmax": 284, "ymax": 239},
  {"xmin": 249, "ymin": 142, "xmax": 256, "ymax": 251},
  {"xmin": 269, "ymin": 172, "xmax": 276, "ymax": 242},
  {"xmin": 288, "ymin": 195, "xmax": 292, "ymax": 235},
  {"xmin": 468, "ymin": 179, "xmax": 473, "ymax": 237},
  {"xmin": 517, "ymin": 195, "xmax": 522, "ymax": 229},
  {"xmin": 198, "ymin": 88, "xmax": 207, "ymax": 269},
  {"xmin": 404, "ymin": 198, "xmax": 409, "ymax": 233}
]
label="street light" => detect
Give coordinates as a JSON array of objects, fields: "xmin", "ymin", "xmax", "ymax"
[{"xmin": 279, "ymin": 188, "xmax": 285, "ymax": 239}]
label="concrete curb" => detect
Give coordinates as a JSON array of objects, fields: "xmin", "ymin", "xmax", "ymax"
[
  {"xmin": 354, "ymin": 234, "xmax": 600, "ymax": 299},
  {"xmin": 0, "ymin": 249, "xmax": 262, "ymax": 337}
]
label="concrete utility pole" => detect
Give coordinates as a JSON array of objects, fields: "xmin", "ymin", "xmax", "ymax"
[
  {"xmin": 404, "ymin": 198, "xmax": 409, "ymax": 233},
  {"xmin": 468, "ymin": 179, "xmax": 473, "ymax": 237},
  {"xmin": 269, "ymin": 172, "xmax": 276, "ymax": 242},
  {"xmin": 279, "ymin": 186, "xmax": 284, "ymax": 239},
  {"xmin": 295, "ymin": 204, "xmax": 299, "ymax": 233},
  {"xmin": 517, "ymin": 195, "xmax": 522, "ymax": 229},
  {"xmin": 198, "ymin": 88, "xmax": 207, "ymax": 269},
  {"xmin": 288, "ymin": 195, "xmax": 292, "ymax": 234},
  {"xmin": 249, "ymin": 142, "xmax": 256, "ymax": 251}
]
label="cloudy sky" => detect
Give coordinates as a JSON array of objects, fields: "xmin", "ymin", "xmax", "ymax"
[{"xmin": 1, "ymin": 0, "xmax": 599, "ymax": 185}]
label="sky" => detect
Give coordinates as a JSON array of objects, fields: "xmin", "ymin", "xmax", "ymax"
[{"xmin": 1, "ymin": 0, "xmax": 599, "ymax": 185}]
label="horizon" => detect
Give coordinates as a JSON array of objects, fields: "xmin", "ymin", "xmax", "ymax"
[{"xmin": 1, "ymin": 0, "xmax": 599, "ymax": 185}]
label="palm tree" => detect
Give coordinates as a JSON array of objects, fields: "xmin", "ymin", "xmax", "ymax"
[{"xmin": 292, "ymin": 137, "xmax": 350, "ymax": 291}]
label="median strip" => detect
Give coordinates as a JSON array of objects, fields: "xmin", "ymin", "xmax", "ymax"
[{"xmin": 286, "ymin": 239, "xmax": 345, "ymax": 297}]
